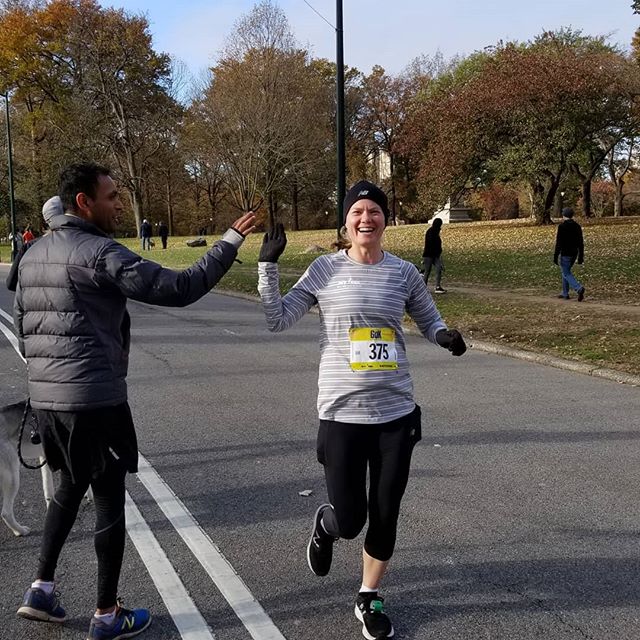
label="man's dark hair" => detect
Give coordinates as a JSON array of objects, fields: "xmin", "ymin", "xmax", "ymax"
[{"xmin": 59, "ymin": 162, "xmax": 111, "ymax": 213}]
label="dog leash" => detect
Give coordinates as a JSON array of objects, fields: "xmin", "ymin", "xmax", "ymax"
[{"xmin": 17, "ymin": 399, "xmax": 46, "ymax": 470}]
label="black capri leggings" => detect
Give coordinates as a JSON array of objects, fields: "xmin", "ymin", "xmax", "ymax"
[
  {"xmin": 35, "ymin": 406, "xmax": 132, "ymax": 610},
  {"xmin": 316, "ymin": 404, "xmax": 422, "ymax": 562}
]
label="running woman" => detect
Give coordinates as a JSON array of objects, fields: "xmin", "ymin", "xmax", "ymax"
[{"xmin": 257, "ymin": 180, "xmax": 466, "ymax": 639}]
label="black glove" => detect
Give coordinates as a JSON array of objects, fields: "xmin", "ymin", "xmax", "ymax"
[
  {"xmin": 436, "ymin": 329, "xmax": 467, "ymax": 356},
  {"xmin": 259, "ymin": 223, "xmax": 287, "ymax": 263}
]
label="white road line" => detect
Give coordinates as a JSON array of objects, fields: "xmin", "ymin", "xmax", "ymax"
[
  {"xmin": 0, "ymin": 306, "xmax": 13, "ymax": 324},
  {"xmin": 0, "ymin": 304, "xmax": 287, "ymax": 639},
  {"xmin": 0, "ymin": 308, "xmax": 214, "ymax": 638},
  {"xmin": 137, "ymin": 454, "xmax": 287, "ymax": 640},
  {"xmin": 0, "ymin": 313, "xmax": 25, "ymax": 363},
  {"xmin": 125, "ymin": 493, "xmax": 216, "ymax": 640}
]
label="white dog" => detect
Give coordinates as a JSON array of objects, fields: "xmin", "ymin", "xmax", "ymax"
[{"xmin": 0, "ymin": 401, "xmax": 91, "ymax": 537}]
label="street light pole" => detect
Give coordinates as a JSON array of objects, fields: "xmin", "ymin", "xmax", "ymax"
[
  {"xmin": 335, "ymin": 0, "xmax": 346, "ymax": 237},
  {"xmin": 3, "ymin": 92, "xmax": 17, "ymax": 260}
]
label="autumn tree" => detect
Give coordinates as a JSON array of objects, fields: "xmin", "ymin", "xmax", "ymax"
[
  {"xmin": 0, "ymin": 0, "xmax": 181, "ymax": 232},
  {"xmin": 356, "ymin": 66, "xmax": 415, "ymax": 224},
  {"xmin": 192, "ymin": 0, "xmax": 332, "ymax": 227},
  {"xmin": 407, "ymin": 31, "xmax": 640, "ymax": 223},
  {"xmin": 607, "ymin": 137, "xmax": 637, "ymax": 216}
]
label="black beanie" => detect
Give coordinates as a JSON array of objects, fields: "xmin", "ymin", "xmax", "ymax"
[{"xmin": 343, "ymin": 180, "xmax": 389, "ymax": 223}]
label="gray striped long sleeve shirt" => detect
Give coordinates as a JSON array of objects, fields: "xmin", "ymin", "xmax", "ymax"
[{"xmin": 258, "ymin": 249, "xmax": 447, "ymax": 424}]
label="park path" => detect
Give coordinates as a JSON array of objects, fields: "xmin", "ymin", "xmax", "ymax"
[
  {"xmin": 448, "ymin": 283, "xmax": 640, "ymax": 316},
  {"xmin": 270, "ymin": 265, "xmax": 640, "ymax": 317}
]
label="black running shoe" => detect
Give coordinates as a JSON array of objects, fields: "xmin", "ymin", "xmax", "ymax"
[
  {"xmin": 354, "ymin": 593, "xmax": 394, "ymax": 639},
  {"xmin": 306, "ymin": 504, "xmax": 335, "ymax": 576}
]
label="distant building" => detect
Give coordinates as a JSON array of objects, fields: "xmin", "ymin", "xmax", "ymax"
[{"xmin": 368, "ymin": 148, "xmax": 391, "ymax": 182}]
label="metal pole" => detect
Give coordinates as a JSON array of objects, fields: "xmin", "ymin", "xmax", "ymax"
[
  {"xmin": 335, "ymin": 0, "xmax": 346, "ymax": 237},
  {"xmin": 4, "ymin": 92, "xmax": 17, "ymax": 260}
]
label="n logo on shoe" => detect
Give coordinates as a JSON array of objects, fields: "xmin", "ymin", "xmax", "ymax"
[{"xmin": 124, "ymin": 615, "xmax": 135, "ymax": 630}]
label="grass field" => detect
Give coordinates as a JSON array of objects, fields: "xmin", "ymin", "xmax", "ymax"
[
  {"xmin": 116, "ymin": 217, "xmax": 640, "ymax": 376},
  {"xmin": 3, "ymin": 219, "xmax": 639, "ymax": 376}
]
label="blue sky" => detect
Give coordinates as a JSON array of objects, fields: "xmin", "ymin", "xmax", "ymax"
[{"xmin": 105, "ymin": 0, "xmax": 638, "ymax": 78}]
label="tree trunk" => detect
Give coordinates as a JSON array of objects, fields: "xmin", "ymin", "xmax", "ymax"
[
  {"xmin": 614, "ymin": 179, "xmax": 624, "ymax": 217},
  {"xmin": 291, "ymin": 182, "xmax": 299, "ymax": 231},
  {"xmin": 581, "ymin": 179, "xmax": 592, "ymax": 218},
  {"xmin": 268, "ymin": 191, "xmax": 276, "ymax": 228},
  {"xmin": 389, "ymin": 155, "xmax": 396, "ymax": 225},
  {"xmin": 553, "ymin": 191, "xmax": 563, "ymax": 218},
  {"xmin": 166, "ymin": 177, "xmax": 174, "ymax": 236},
  {"xmin": 127, "ymin": 188, "xmax": 144, "ymax": 235},
  {"xmin": 530, "ymin": 181, "xmax": 551, "ymax": 224},
  {"xmin": 30, "ymin": 121, "xmax": 44, "ymax": 211}
]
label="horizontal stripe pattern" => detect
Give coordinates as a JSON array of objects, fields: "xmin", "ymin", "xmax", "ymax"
[{"xmin": 258, "ymin": 250, "xmax": 447, "ymax": 424}]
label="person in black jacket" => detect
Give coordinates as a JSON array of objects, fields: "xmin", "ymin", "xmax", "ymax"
[
  {"xmin": 140, "ymin": 218, "xmax": 152, "ymax": 250},
  {"xmin": 553, "ymin": 207, "xmax": 585, "ymax": 301},
  {"xmin": 422, "ymin": 217, "xmax": 446, "ymax": 293},
  {"xmin": 15, "ymin": 162, "xmax": 255, "ymax": 640},
  {"xmin": 158, "ymin": 220, "xmax": 169, "ymax": 249}
]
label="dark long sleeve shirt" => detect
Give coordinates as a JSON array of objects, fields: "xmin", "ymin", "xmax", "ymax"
[
  {"xmin": 554, "ymin": 219, "xmax": 584, "ymax": 263},
  {"xmin": 422, "ymin": 228, "xmax": 442, "ymax": 258}
]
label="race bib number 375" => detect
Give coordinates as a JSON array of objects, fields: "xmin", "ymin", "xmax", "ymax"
[{"xmin": 349, "ymin": 327, "xmax": 398, "ymax": 371}]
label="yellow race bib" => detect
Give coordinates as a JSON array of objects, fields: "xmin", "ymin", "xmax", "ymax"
[{"xmin": 349, "ymin": 327, "xmax": 398, "ymax": 371}]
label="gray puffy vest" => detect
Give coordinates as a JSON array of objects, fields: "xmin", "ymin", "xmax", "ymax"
[{"xmin": 15, "ymin": 214, "xmax": 239, "ymax": 410}]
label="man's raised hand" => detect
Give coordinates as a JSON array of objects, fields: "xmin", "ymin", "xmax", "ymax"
[{"xmin": 231, "ymin": 211, "xmax": 257, "ymax": 237}]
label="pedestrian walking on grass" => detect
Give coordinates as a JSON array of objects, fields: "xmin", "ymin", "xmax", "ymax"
[
  {"xmin": 158, "ymin": 220, "xmax": 169, "ymax": 249},
  {"xmin": 140, "ymin": 218, "xmax": 152, "ymax": 251},
  {"xmin": 553, "ymin": 207, "xmax": 585, "ymax": 301},
  {"xmin": 258, "ymin": 180, "xmax": 466, "ymax": 640},
  {"xmin": 422, "ymin": 217, "xmax": 446, "ymax": 293},
  {"xmin": 14, "ymin": 162, "xmax": 255, "ymax": 640}
]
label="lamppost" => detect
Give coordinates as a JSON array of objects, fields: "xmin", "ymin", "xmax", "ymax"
[
  {"xmin": 304, "ymin": 1, "xmax": 345, "ymax": 237},
  {"xmin": 2, "ymin": 91, "xmax": 17, "ymax": 260},
  {"xmin": 335, "ymin": 0, "xmax": 345, "ymax": 237}
]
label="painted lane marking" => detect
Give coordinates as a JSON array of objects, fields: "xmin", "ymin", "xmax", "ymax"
[
  {"xmin": 0, "ymin": 304, "xmax": 287, "ymax": 640},
  {"xmin": 137, "ymin": 454, "xmax": 287, "ymax": 640},
  {"xmin": 0, "ymin": 307, "xmax": 213, "ymax": 638},
  {"xmin": 0, "ymin": 312, "xmax": 25, "ymax": 363},
  {"xmin": 125, "ymin": 493, "xmax": 216, "ymax": 640},
  {"xmin": 0, "ymin": 306, "xmax": 13, "ymax": 324}
]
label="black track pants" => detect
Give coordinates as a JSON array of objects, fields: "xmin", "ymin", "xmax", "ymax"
[
  {"xmin": 316, "ymin": 405, "xmax": 422, "ymax": 562},
  {"xmin": 35, "ymin": 406, "xmax": 132, "ymax": 610}
]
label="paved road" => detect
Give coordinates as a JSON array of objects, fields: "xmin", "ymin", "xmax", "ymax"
[{"xmin": 1, "ymin": 264, "xmax": 639, "ymax": 640}]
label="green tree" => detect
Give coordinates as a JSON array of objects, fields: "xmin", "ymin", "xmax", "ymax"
[{"xmin": 406, "ymin": 32, "xmax": 640, "ymax": 223}]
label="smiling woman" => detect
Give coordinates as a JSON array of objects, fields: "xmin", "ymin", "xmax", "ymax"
[{"xmin": 256, "ymin": 179, "xmax": 467, "ymax": 640}]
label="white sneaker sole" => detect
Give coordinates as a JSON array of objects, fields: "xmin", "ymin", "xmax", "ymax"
[
  {"xmin": 17, "ymin": 605, "xmax": 66, "ymax": 623},
  {"xmin": 354, "ymin": 604, "xmax": 394, "ymax": 639}
]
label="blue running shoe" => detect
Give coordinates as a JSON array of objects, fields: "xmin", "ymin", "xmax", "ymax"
[
  {"xmin": 87, "ymin": 605, "xmax": 151, "ymax": 640},
  {"xmin": 17, "ymin": 586, "xmax": 66, "ymax": 623}
]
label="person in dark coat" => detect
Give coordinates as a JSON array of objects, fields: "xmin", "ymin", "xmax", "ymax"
[
  {"xmin": 553, "ymin": 207, "xmax": 585, "ymax": 301},
  {"xmin": 139, "ymin": 218, "xmax": 152, "ymax": 251},
  {"xmin": 158, "ymin": 221, "xmax": 169, "ymax": 249},
  {"xmin": 14, "ymin": 162, "xmax": 255, "ymax": 639},
  {"xmin": 422, "ymin": 217, "xmax": 446, "ymax": 293}
]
